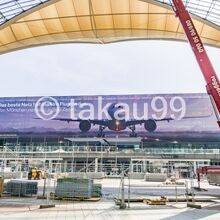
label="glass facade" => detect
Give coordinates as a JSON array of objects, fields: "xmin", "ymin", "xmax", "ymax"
[
  {"xmin": 0, "ymin": 136, "xmax": 220, "ymax": 154},
  {"xmin": 0, "ymin": 0, "xmax": 49, "ymax": 25},
  {"xmin": 0, "ymin": 0, "xmax": 220, "ymax": 27},
  {"xmin": 158, "ymin": 0, "xmax": 220, "ymax": 26}
]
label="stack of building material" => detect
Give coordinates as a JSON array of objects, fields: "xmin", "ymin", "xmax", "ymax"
[
  {"xmin": 6, "ymin": 180, "xmax": 38, "ymax": 196},
  {"xmin": 129, "ymin": 173, "xmax": 145, "ymax": 179},
  {"xmin": 55, "ymin": 178, "xmax": 102, "ymax": 198},
  {"xmin": 207, "ymin": 174, "xmax": 220, "ymax": 185},
  {"xmin": 144, "ymin": 173, "xmax": 167, "ymax": 182},
  {"xmin": 0, "ymin": 176, "xmax": 3, "ymax": 196},
  {"xmin": 92, "ymin": 183, "xmax": 102, "ymax": 197},
  {"xmin": 68, "ymin": 172, "xmax": 104, "ymax": 179}
]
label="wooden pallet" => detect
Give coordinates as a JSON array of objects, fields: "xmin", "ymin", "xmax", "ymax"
[
  {"xmin": 143, "ymin": 197, "xmax": 167, "ymax": 205},
  {"xmin": 0, "ymin": 192, "xmax": 15, "ymax": 198},
  {"xmin": 50, "ymin": 193, "xmax": 101, "ymax": 202}
]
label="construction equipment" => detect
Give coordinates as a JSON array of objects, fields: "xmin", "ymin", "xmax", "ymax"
[
  {"xmin": 171, "ymin": 0, "xmax": 220, "ymax": 128},
  {"xmin": 197, "ymin": 166, "xmax": 220, "ymax": 186},
  {"xmin": 28, "ymin": 167, "xmax": 45, "ymax": 180}
]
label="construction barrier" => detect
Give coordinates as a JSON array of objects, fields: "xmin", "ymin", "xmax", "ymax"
[{"xmin": 6, "ymin": 180, "xmax": 38, "ymax": 196}]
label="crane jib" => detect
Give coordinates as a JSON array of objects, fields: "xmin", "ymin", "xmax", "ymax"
[
  {"xmin": 211, "ymin": 76, "xmax": 220, "ymax": 97},
  {"xmin": 185, "ymin": 20, "xmax": 204, "ymax": 53},
  {"xmin": 172, "ymin": 0, "xmax": 220, "ymax": 126}
]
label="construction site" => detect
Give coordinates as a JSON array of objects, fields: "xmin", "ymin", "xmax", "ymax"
[
  {"xmin": 1, "ymin": 0, "xmax": 220, "ymax": 219},
  {"xmin": 0, "ymin": 135, "xmax": 220, "ymax": 219}
]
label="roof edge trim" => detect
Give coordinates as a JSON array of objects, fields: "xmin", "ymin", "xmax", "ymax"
[{"xmin": 1, "ymin": 37, "xmax": 220, "ymax": 55}]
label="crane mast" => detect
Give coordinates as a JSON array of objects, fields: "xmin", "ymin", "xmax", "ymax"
[{"xmin": 171, "ymin": 0, "xmax": 220, "ymax": 127}]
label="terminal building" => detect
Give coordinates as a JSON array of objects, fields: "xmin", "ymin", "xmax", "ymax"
[
  {"xmin": 0, "ymin": 0, "xmax": 220, "ymax": 180},
  {"xmin": 0, "ymin": 134, "xmax": 219, "ymax": 179},
  {"xmin": 0, "ymin": 93, "xmax": 219, "ymax": 179}
]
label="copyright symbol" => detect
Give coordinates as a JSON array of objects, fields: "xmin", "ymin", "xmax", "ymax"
[{"xmin": 35, "ymin": 96, "xmax": 60, "ymax": 120}]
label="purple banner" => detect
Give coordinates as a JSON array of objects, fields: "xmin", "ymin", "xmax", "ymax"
[{"xmin": 0, "ymin": 93, "xmax": 218, "ymax": 137}]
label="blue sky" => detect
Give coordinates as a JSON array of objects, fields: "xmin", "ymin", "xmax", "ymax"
[{"xmin": 0, "ymin": 40, "xmax": 220, "ymax": 97}]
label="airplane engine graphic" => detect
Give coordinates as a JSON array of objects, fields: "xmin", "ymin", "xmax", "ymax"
[
  {"xmin": 79, "ymin": 120, "xmax": 91, "ymax": 132},
  {"xmin": 144, "ymin": 119, "xmax": 157, "ymax": 132}
]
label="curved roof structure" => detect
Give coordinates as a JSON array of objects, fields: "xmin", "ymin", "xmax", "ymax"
[{"xmin": 0, "ymin": 0, "xmax": 220, "ymax": 54}]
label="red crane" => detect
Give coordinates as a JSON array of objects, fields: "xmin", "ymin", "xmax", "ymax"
[{"xmin": 171, "ymin": 0, "xmax": 220, "ymax": 127}]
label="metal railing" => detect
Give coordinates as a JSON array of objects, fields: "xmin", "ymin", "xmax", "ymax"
[{"xmin": 1, "ymin": 144, "xmax": 220, "ymax": 154}]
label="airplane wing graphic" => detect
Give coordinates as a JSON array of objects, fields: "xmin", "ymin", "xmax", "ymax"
[
  {"xmin": 34, "ymin": 112, "xmax": 212, "ymax": 136},
  {"xmin": 125, "ymin": 114, "xmax": 213, "ymax": 126},
  {"xmin": 50, "ymin": 118, "xmax": 109, "ymax": 127}
]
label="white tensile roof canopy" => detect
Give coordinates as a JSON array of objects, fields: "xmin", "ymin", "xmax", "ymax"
[{"xmin": 0, "ymin": 0, "xmax": 220, "ymax": 54}]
